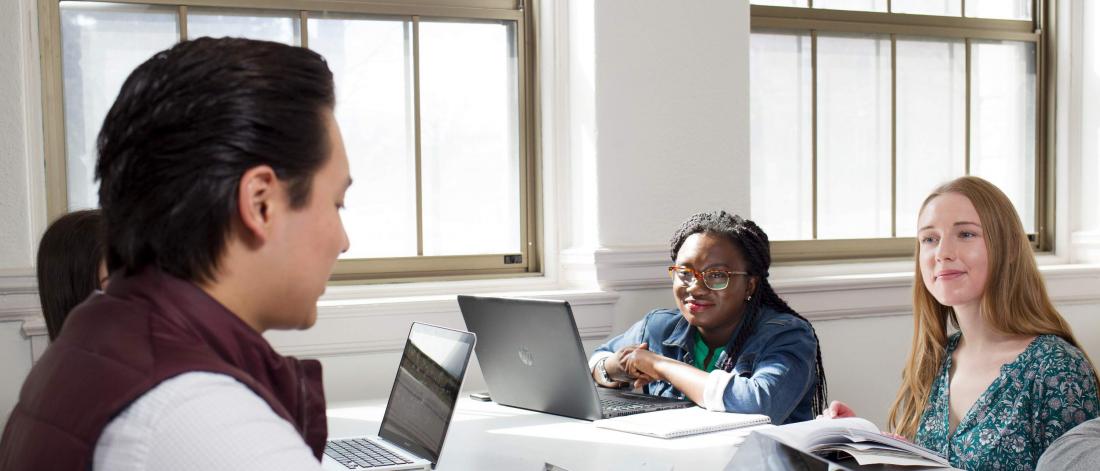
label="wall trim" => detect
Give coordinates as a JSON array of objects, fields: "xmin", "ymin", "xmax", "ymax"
[
  {"xmin": 275, "ymin": 289, "xmax": 618, "ymax": 358},
  {"xmin": 275, "ymin": 323, "xmax": 614, "ymax": 358},
  {"xmin": 0, "ymin": 270, "xmax": 40, "ymax": 336},
  {"xmin": 1, "ymin": 267, "xmax": 619, "ymax": 359},
  {"xmin": 0, "ymin": 269, "xmax": 36, "ymax": 294},
  {"xmin": 8, "ymin": 245, "xmax": 1098, "ymax": 354},
  {"xmin": 590, "ymin": 245, "xmax": 1100, "ymax": 321}
]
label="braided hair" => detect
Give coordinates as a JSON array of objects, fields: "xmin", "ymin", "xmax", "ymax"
[{"xmin": 669, "ymin": 210, "xmax": 828, "ymax": 415}]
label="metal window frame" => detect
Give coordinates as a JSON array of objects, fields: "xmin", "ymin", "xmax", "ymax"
[
  {"xmin": 751, "ymin": 1, "xmax": 1052, "ymax": 263},
  {"xmin": 38, "ymin": 0, "xmax": 541, "ymax": 283}
]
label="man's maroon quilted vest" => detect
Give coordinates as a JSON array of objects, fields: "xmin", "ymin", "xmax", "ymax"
[{"xmin": 0, "ymin": 268, "xmax": 327, "ymax": 470}]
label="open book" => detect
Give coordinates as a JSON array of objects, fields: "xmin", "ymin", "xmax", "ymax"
[
  {"xmin": 593, "ymin": 407, "xmax": 771, "ymax": 439},
  {"xmin": 755, "ymin": 417, "xmax": 955, "ymax": 469}
]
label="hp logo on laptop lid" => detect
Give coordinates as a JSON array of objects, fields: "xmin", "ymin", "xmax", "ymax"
[{"xmin": 518, "ymin": 347, "xmax": 534, "ymax": 367}]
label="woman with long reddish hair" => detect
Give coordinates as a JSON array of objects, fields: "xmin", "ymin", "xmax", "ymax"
[{"xmin": 826, "ymin": 176, "xmax": 1098, "ymax": 470}]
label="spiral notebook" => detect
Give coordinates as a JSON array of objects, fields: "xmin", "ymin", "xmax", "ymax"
[{"xmin": 593, "ymin": 407, "xmax": 771, "ymax": 439}]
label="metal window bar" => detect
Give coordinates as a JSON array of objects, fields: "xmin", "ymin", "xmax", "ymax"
[
  {"xmin": 890, "ymin": 32, "xmax": 896, "ymax": 238},
  {"xmin": 411, "ymin": 16, "xmax": 424, "ymax": 256},
  {"xmin": 299, "ymin": 10, "xmax": 308, "ymax": 48},
  {"xmin": 964, "ymin": 37, "xmax": 971, "ymax": 175},
  {"xmin": 811, "ymin": 29, "xmax": 818, "ymax": 240},
  {"xmin": 178, "ymin": 5, "xmax": 187, "ymax": 40}
]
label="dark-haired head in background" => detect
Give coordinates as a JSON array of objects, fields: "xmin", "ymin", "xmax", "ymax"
[
  {"xmin": 35, "ymin": 209, "xmax": 108, "ymax": 341},
  {"xmin": 0, "ymin": 37, "xmax": 350, "ymax": 470}
]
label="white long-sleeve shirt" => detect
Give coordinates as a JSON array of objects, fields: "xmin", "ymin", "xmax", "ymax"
[{"xmin": 93, "ymin": 371, "xmax": 323, "ymax": 471}]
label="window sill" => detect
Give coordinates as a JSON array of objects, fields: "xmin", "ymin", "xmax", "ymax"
[
  {"xmin": 265, "ymin": 287, "xmax": 619, "ymax": 358},
  {"xmin": 589, "ymin": 245, "xmax": 1100, "ymax": 321}
]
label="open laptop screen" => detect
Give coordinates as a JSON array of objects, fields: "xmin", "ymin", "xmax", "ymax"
[{"xmin": 378, "ymin": 323, "xmax": 476, "ymax": 465}]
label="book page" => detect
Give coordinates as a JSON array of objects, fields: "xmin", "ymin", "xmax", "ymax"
[
  {"xmin": 757, "ymin": 417, "xmax": 950, "ymax": 467},
  {"xmin": 757, "ymin": 417, "xmax": 880, "ymax": 449}
]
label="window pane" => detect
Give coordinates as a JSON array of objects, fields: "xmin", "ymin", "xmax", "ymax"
[
  {"xmin": 61, "ymin": 2, "xmax": 179, "ymax": 211},
  {"xmin": 965, "ymin": 0, "xmax": 1032, "ymax": 20},
  {"xmin": 419, "ymin": 21, "xmax": 521, "ymax": 256},
  {"xmin": 970, "ymin": 40, "xmax": 1036, "ymax": 232},
  {"xmin": 750, "ymin": 30, "xmax": 812, "ymax": 241},
  {"xmin": 817, "ymin": 34, "xmax": 892, "ymax": 239},
  {"xmin": 892, "ymin": 0, "xmax": 961, "ymax": 16},
  {"xmin": 187, "ymin": 8, "xmax": 300, "ymax": 45},
  {"xmin": 896, "ymin": 38, "xmax": 966, "ymax": 236},
  {"xmin": 309, "ymin": 15, "xmax": 418, "ymax": 259},
  {"xmin": 751, "ymin": 0, "xmax": 809, "ymax": 6},
  {"xmin": 813, "ymin": 0, "xmax": 887, "ymax": 13}
]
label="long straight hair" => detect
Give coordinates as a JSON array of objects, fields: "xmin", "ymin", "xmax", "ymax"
[
  {"xmin": 36, "ymin": 210, "xmax": 106, "ymax": 340},
  {"xmin": 887, "ymin": 176, "xmax": 1095, "ymax": 438}
]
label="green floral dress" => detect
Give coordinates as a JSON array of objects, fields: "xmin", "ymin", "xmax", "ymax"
[{"xmin": 914, "ymin": 333, "xmax": 1100, "ymax": 471}]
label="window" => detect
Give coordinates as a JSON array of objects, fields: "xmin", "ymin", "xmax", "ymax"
[
  {"xmin": 749, "ymin": 0, "xmax": 1050, "ymax": 261},
  {"xmin": 41, "ymin": 0, "xmax": 539, "ymax": 282}
]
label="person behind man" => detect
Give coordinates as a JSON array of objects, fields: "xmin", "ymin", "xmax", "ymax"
[
  {"xmin": 0, "ymin": 37, "xmax": 351, "ymax": 470},
  {"xmin": 36, "ymin": 209, "xmax": 110, "ymax": 341},
  {"xmin": 590, "ymin": 211, "xmax": 826, "ymax": 424}
]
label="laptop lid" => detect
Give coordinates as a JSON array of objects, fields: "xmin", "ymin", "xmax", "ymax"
[
  {"xmin": 456, "ymin": 295, "xmax": 606, "ymax": 421},
  {"xmin": 376, "ymin": 322, "xmax": 476, "ymax": 466}
]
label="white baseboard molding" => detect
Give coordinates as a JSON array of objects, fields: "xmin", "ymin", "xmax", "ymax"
[
  {"xmin": 7, "ymin": 249, "xmax": 1098, "ymax": 356},
  {"xmin": 588, "ymin": 245, "xmax": 1100, "ymax": 321},
  {"xmin": 0, "ymin": 270, "xmax": 39, "ymax": 327},
  {"xmin": 269, "ymin": 289, "xmax": 619, "ymax": 358}
]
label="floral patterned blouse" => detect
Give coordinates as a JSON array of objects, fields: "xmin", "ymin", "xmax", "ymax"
[{"xmin": 915, "ymin": 333, "xmax": 1100, "ymax": 471}]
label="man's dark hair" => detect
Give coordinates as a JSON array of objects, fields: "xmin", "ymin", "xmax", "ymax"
[
  {"xmin": 95, "ymin": 37, "xmax": 336, "ymax": 283},
  {"xmin": 36, "ymin": 209, "xmax": 106, "ymax": 340},
  {"xmin": 670, "ymin": 210, "xmax": 828, "ymax": 415}
]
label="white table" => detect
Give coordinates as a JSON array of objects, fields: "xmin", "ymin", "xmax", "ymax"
[{"xmin": 327, "ymin": 398, "xmax": 772, "ymax": 471}]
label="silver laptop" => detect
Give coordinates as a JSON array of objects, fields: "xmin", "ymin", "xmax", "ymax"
[
  {"xmin": 322, "ymin": 323, "xmax": 475, "ymax": 470},
  {"xmin": 456, "ymin": 295, "xmax": 693, "ymax": 421}
]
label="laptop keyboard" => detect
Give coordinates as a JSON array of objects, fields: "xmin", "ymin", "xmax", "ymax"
[
  {"xmin": 325, "ymin": 438, "xmax": 414, "ymax": 469},
  {"xmin": 600, "ymin": 397, "xmax": 649, "ymax": 413}
]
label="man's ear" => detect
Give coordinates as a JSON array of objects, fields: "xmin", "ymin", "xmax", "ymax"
[{"xmin": 237, "ymin": 165, "xmax": 280, "ymax": 243}]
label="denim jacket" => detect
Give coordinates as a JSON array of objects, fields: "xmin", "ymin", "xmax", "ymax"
[{"xmin": 591, "ymin": 306, "xmax": 818, "ymax": 424}]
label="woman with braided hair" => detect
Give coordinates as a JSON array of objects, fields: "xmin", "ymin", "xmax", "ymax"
[{"xmin": 589, "ymin": 210, "xmax": 826, "ymax": 424}]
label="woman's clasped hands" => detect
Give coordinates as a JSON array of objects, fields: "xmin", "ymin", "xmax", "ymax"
[{"xmin": 609, "ymin": 343, "xmax": 669, "ymax": 389}]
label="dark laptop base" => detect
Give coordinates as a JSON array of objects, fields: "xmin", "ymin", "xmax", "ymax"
[{"xmin": 598, "ymin": 388, "xmax": 695, "ymax": 418}]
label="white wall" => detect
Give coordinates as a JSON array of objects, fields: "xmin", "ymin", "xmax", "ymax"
[
  {"xmin": 0, "ymin": 0, "xmax": 40, "ymax": 270},
  {"xmin": 1071, "ymin": 0, "xmax": 1100, "ymax": 262},
  {"xmin": 591, "ymin": 0, "xmax": 750, "ymax": 248},
  {"xmin": 0, "ymin": 0, "xmax": 45, "ymax": 426},
  {"xmin": 0, "ymin": 0, "xmax": 1098, "ymax": 435}
]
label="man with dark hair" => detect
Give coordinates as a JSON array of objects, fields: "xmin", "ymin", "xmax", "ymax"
[{"xmin": 0, "ymin": 37, "xmax": 351, "ymax": 470}]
